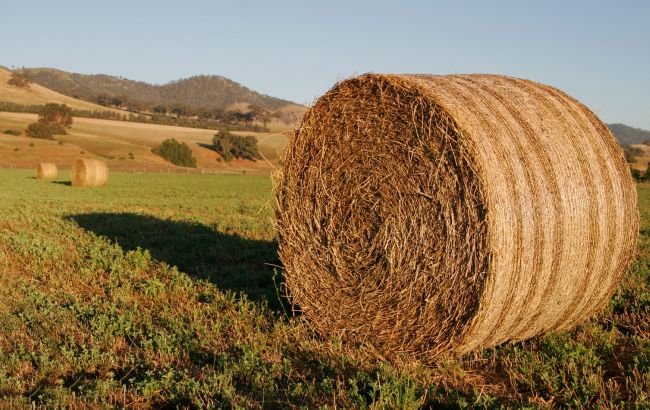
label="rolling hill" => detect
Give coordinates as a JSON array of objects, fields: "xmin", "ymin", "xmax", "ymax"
[
  {"xmin": 19, "ymin": 67, "xmax": 301, "ymax": 113},
  {"xmin": 608, "ymin": 123, "xmax": 650, "ymax": 145},
  {"xmin": 12, "ymin": 65, "xmax": 647, "ymax": 173},
  {"xmin": 0, "ymin": 112, "xmax": 288, "ymax": 174},
  {"xmin": 0, "ymin": 67, "xmax": 289, "ymax": 173},
  {"xmin": 0, "ymin": 67, "xmax": 121, "ymax": 112}
]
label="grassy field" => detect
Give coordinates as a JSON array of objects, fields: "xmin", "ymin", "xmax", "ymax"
[{"xmin": 0, "ymin": 169, "xmax": 647, "ymax": 408}]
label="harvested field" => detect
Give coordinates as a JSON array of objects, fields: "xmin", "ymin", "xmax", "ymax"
[{"xmin": 0, "ymin": 112, "xmax": 288, "ymax": 174}]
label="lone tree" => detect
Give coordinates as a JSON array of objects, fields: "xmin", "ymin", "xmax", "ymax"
[
  {"xmin": 152, "ymin": 138, "xmax": 197, "ymax": 168},
  {"xmin": 7, "ymin": 71, "xmax": 31, "ymax": 88},
  {"xmin": 211, "ymin": 130, "xmax": 262, "ymax": 162},
  {"xmin": 26, "ymin": 103, "xmax": 73, "ymax": 140}
]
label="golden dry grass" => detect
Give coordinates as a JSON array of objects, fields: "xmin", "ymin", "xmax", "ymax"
[
  {"xmin": 0, "ymin": 66, "xmax": 292, "ymax": 173},
  {"xmin": 0, "ymin": 112, "xmax": 288, "ymax": 174},
  {"xmin": 630, "ymin": 144, "xmax": 650, "ymax": 171}
]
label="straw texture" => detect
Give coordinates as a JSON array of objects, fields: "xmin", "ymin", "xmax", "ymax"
[
  {"xmin": 36, "ymin": 162, "xmax": 58, "ymax": 179},
  {"xmin": 275, "ymin": 74, "xmax": 638, "ymax": 359},
  {"xmin": 71, "ymin": 158, "xmax": 108, "ymax": 187}
]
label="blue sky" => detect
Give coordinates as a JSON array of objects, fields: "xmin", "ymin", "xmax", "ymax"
[{"xmin": 2, "ymin": 0, "xmax": 649, "ymax": 128}]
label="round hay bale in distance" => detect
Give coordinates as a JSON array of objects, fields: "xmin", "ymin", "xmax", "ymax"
[
  {"xmin": 71, "ymin": 158, "xmax": 108, "ymax": 187},
  {"xmin": 275, "ymin": 74, "xmax": 639, "ymax": 359},
  {"xmin": 36, "ymin": 162, "xmax": 58, "ymax": 179}
]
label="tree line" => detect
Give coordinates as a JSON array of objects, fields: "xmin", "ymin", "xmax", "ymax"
[
  {"xmin": 90, "ymin": 93, "xmax": 275, "ymax": 129},
  {"xmin": 0, "ymin": 101, "xmax": 267, "ymax": 132}
]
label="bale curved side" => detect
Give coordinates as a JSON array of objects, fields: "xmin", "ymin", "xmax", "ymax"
[
  {"xmin": 275, "ymin": 73, "xmax": 638, "ymax": 359},
  {"xmin": 72, "ymin": 158, "xmax": 108, "ymax": 187},
  {"xmin": 36, "ymin": 163, "xmax": 58, "ymax": 179}
]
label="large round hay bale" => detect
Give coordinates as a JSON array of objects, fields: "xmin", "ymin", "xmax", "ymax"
[
  {"xmin": 275, "ymin": 74, "xmax": 638, "ymax": 359},
  {"xmin": 71, "ymin": 158, "xmax": 108, "ymax": 187},
  {"xmin": 36, "ymin": 162, "xmax": 58, "ymax": 179}
]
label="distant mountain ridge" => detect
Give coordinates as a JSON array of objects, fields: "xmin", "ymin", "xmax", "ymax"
[
  {"xmin": 19, "ymin": 67, "xmax": 297, "ymax": 112},
  {"xmin": 608, "ymin": 123, "xmax": 650, "ymax": 145}
]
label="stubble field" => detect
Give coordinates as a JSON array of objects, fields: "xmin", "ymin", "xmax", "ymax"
[{"xmin": 0, "ymin": 112, "xmax": 288, "ymax": 174}]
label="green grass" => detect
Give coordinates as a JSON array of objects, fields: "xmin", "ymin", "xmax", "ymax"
[{"xmin": 0, "ymin": 168, "xmax": 647, "ymax": 408}]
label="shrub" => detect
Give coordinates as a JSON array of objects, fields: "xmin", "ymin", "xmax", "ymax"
[
  {"xmin": 631, "ymin": 167, "xmax": 642, "ymax": 180},
  {"xmin": 3, "ymin": 129, "xmax": 21, "ymax": 136},
  {"xmin": 26, "ymin": 122, "xmax": 56, "ymax": 140},
  {"xmin": 152, "ymin": 138, "xmax": 197, "ymax": 168},
  {"xmin": 211, "ymin": 130, "xmax": 262, "ymax": 162}
]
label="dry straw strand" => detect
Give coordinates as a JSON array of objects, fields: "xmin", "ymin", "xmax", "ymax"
[
  {"xmin": 71, "ymin": 158, "xmax": 108, "ymax": 187},
  {"xmin": 274, "ymin": 73, "xmax": 638, "ymax": 360},
  {"xmin": 36, "ymin": 162, "xmax": 58, "ymax": 179}
]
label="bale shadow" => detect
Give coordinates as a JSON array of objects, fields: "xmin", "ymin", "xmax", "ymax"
[
  {"xmin": 52, "ymin": 181, "xmax": 72, "ymax": 186},
  {"xmin": 68, "ymin": 212, "xmax": 282, "ymax": 308}
]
